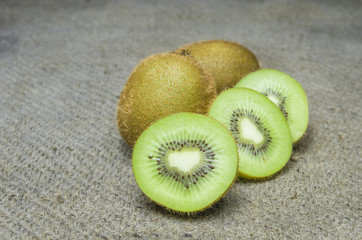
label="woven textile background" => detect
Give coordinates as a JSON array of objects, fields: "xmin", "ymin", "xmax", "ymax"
[{"xmin": 0, "ymin": 0, "xmax": 361, "ymax": 239}]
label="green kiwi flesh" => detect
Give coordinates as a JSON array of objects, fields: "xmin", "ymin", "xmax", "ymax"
[
  {"xmin": 132, "ymin": 112, "xmax": 238, "ymax": 213},
  {"xmin": 208, "ymin": 88, "xmax": 292, "ymax": 178},
  {"xmin": 117, "ymin": 53, "xmax": 217, "ymax": 147},
  {"xmin": 177, "ymin": 40, "xmax": 260, "ymax": 93},
  {"xmin": 235, "ymin": 69, "xmax": 308, "ymax": 143}
]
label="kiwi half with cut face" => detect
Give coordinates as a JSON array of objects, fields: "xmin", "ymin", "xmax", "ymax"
[
  {"xmin": 208, "ymin": 88, "xmax": 292, "ymax": 178},
  {"xmin": 234, "ymin": 69, "xmax": 308, "ymax": 143},
  {"xmin": 132, "ymin": 112, "xmax": 238, "ymax": 213},
  {"xmin": 117, "ymin": 52, "xmax": 217, "ymax": 147},
  {"xmin": 176, "ymin": 40, "xmax": 260, "ymax": 93}
]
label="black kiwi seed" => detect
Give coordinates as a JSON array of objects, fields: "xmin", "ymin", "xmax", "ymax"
[
  {"xmin": 262, "ymin": 88, "xmax": 288, "ymax": 119},
  {"xmin": 229, "ymin": 109, "xmax": 272, "ymax": 156},
  {"xmin": 151, "ymin": 139, "xmax": 216, "ymax": 188}
]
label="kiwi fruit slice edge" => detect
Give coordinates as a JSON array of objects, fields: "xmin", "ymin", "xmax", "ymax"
[
  {"xmin": 117, "ymin": 52, "xmax": 217, "ymax": 147},
  {"xmin": 208, "ymin": 88, "xmax": 292, "ymax": 178},
  {"xmin": 132, "ymin": 112, "xmax": 238, "ymax": 213},
  {"xmin": 235, "ymin": 69, "xmax": 308, "ymax": 143},
  {"xmin": 176, "ymin": 40, "xmax": 260, "ymax": 93}
]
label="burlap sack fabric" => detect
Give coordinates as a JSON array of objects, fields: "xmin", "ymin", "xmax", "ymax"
[{"xmin": 0, "ymin": 0, "xmax": 360, "ymax": 239}]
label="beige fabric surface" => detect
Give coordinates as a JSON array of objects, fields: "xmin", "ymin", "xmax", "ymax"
[{"xmin": 0, "ymin": 0, "xmax": 361, "ymax": 239}]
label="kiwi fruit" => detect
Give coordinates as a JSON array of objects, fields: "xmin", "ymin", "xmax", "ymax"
[
  {"xmin": 208, "ymin": 88, "xmax": 292, "ymax": 178},
  {"xmin": 132, "ymin": 112, "xmax": 239, "ymax": 213},
  {"xmin": 234, "ymin": 69, "xmax": 308, "ymax": 143},
  {"xmin": 176, "ymin": 40, "xmax": 260, "ymax": 93},
  {"xmin": 117, "ymin": 52, "xmax": 217, "ymax": 147}
]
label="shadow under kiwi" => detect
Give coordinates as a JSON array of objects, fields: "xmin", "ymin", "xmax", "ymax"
[{"xmin": 292, "ymin": 124, "xmax": 314, "ymax": 153}]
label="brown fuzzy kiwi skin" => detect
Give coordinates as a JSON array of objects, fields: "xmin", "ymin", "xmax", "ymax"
[
  {"xmin": 117, "ymin": 53, "xmax": 217, "ymax": 147},
  {"xmin": 176, "ymin": 40, "xmax": 260, "ymax": 93}
]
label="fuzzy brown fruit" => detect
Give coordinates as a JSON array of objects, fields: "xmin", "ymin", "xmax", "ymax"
[
  {"xmin": 117, "ymin": 53, "xmax": 217, "ymax": 147},
  {"xmin": 177, "ymin": 40, "xmax": 260, "ymax": 93}
]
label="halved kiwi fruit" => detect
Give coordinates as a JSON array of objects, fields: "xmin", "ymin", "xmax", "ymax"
[
  {"xmin": 208, "ymin": 88, "xmax": 292, "ymax": 178},
  {"xmin": 176, "ymin": 40, "xmax": 260, "ymax": 93},
  {"xmin": 132, "ymin": 112, "xmax": 238, "ymax": 213},
  {"xmin": 117, "ymin": 52, "xmax": 217, "ymax": 147},
  {"xmin": 235, "ymin": 69, "xmax": 308, "ymax": 143}
]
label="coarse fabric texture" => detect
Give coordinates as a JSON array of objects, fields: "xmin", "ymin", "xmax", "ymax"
[{"xmin": 0, "ymin": 0, "xmax": 361, "ymax": 239}]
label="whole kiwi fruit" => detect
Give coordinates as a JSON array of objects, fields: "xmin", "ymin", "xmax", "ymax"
[
  {"xmin": 117, "ymin": 52, "xmax": 217, "ymax": 147},
  {"xmin": 177, "ymin": 40, "xmax": 260, "ymax": 93}
]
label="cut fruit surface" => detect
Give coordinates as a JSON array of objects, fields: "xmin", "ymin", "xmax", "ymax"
[
  {"xmin": 235, "ymin": 69, "xmax": 308, "ymax": 143},
  {"xmin": 208, "ymin": 88, "xmax": 292, "ymax": 178},
  {"xmin": 132, "ymin": 113, "xmax": 238, "ymax": 213}
]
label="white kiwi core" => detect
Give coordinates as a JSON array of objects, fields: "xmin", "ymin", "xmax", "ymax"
[
  {"xmin": 168, "ymin": 150, "xmax": 201, "ymax": 172},
  {"xmin": 239, "ymin": 118, "xmax": 264, "ymax": 144},
  {"xmin": 268, "ymin": 95, "xmax": 280, "ymax": 106}
]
